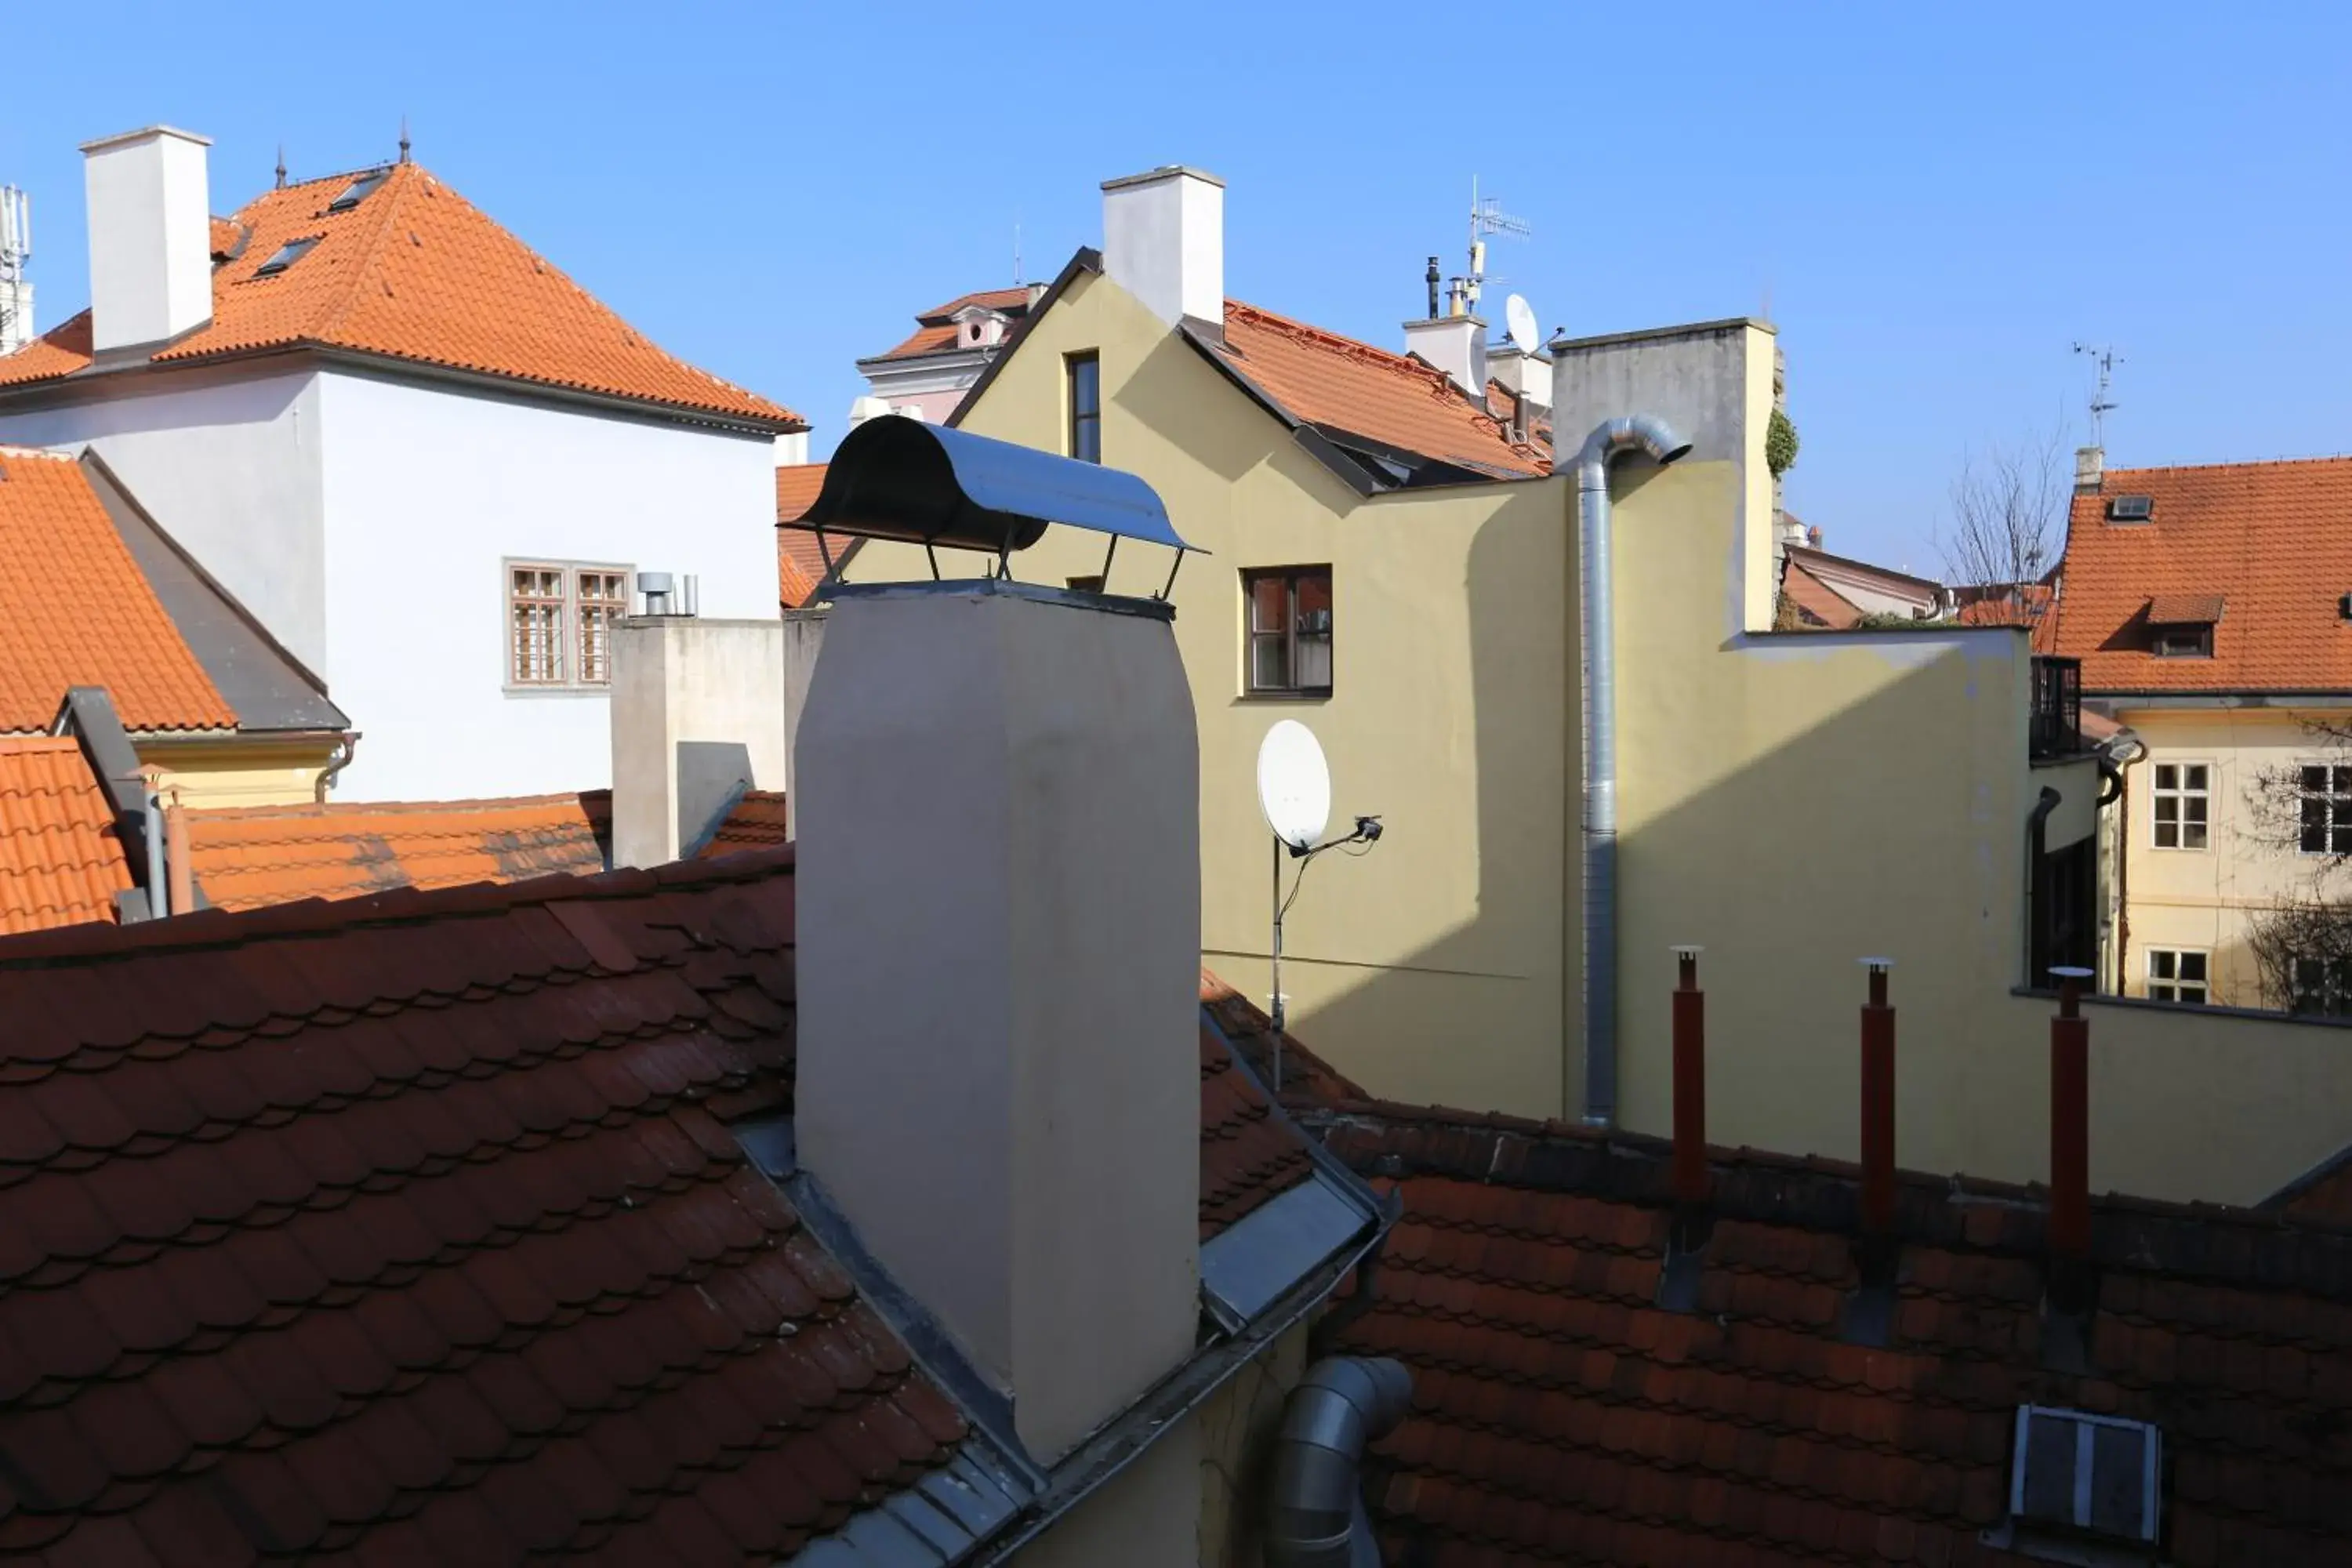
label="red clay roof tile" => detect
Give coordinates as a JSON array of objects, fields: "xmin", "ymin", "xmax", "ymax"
[
  {"xmin": 1210, "ymin": 300, "xmax": 1549, "ymax": 480},
  {"xmin": 775, "ymin": 466, "xmax": 831, "ymax": 605},
  {"xmin": 1298, "ymin": 1095, "xmax": 2352, "ymax": 1566},
  {"xmin": 866, "ymin": 286, "xmax": 1041, "ymax": 363},
  {"xmin": 0, "ymin": 448, "xmax": 235, "ymax": 735},
  {"xmin": 184, "ymin": 792, "xmax": 612, "ymax": 910},
  {"xmin": 0, "ymin": 164, "xmax": 800, "ymax": 430},
  {"xmin": 2049, "ymin": 457, "xmax": 2352, "ymax": 691},
  {"xmin": 0, "ymin": 738, "xmax": 134, "ymax": 934},
  {"xmin": 697, "ymin": 790, "xmax": 787, "ymax": 859}
]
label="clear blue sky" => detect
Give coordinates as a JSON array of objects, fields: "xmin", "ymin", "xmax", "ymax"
[{"xmin": 8, "ymin": 1, "xmax": 2350, "ymax": 574}]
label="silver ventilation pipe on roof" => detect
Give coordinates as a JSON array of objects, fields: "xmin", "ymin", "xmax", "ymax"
[
  {"xmin": 1577, "ymin": 415, "xmax": 1693, "ymax": 1127},
  {"xmin": 1266, "ymin": 1356, "xmax": 1412, "ymax": 1568}
]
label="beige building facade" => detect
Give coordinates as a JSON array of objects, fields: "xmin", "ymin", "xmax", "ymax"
[{"xmin": 823, "ymin": 169, "xmax": 2352, "ymax": 1209}]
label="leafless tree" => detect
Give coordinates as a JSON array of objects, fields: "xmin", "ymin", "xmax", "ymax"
[
  {"xmin": 2241, "ymin": 718, "xmax": 2352, "ymax": 1012},
  {"xmin": 1935, "ymin": 422, "xmax": 2071, "ymax": 592}
]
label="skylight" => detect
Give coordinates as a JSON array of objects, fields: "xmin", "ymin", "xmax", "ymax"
[
  {"xmin": 327, "ymin": 171, "xmax": 389, "ymax": 212},
  {"xmin": 1995, "ymin": 1405, "xmax": 2163, "ymax": 1556},
  {"xmin": 2107, "ymin": 495, "xmax": 2154, "ymax": 522},
  {"xmin": 252, "ymin": 238, "xmax": 321, "ymax": 278}
]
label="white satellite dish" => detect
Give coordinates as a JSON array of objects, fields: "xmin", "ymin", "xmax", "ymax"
[
  {"xmin": 1256, "ymin": 720, "xmax": 1331, "ymax": 851},
  {"xmin": 1504, "ymin": 293, "xmax": 1541, "ymax": 355}
]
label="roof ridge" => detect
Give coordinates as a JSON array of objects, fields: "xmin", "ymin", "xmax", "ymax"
[
  {"xmin": 0, "ymin": 444, "xmax": 72, "ymax": 462},
  {"xmin": 2105, "ymin": 453, "xmax": 2352, "ymax": 480},
  {"xmin": 186, "ymin": 789, "xmax": 600, "ymax": 822},
  {"xmin": 303, "ymin": 159, "xmax": 421, "ymax": 347},
  {"xmin": 0, "ymin": 842, "xmax": 793, "ymax": 967}
]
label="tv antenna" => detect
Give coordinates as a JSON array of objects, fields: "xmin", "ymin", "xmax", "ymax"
[
  {"xmin": 2073, "ymin": 343, "xmax": 2122, "ymax": 450},
  {"xmin": 1451, "ymin": 176, "xmax": 1529, "ymax": 317},
  {"xmin": 1255, "ymin": 720, "xmax": 1382, "ymax": 1091}
]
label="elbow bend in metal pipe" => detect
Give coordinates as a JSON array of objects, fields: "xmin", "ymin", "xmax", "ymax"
[{"xmin": 1265, "ymin": 1356, "xmax": 1413, "ymax": 1568}]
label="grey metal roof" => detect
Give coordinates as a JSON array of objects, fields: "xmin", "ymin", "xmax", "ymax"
[{"xmin": 79, "ymin": 452, "xmax": 349, "ymax": 735}]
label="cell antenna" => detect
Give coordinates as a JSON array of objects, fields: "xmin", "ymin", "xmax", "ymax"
[
  {"xmin": 1454, "ymin": 175, "xmax": 1529, "ymax": 316},
  {"xmin": 2073, "ymin": 343, "xmax": 2122, "ymax": 450},
  {"xmin": 0, "ymin": 187, "xmax": 31, "ymax": 356}
]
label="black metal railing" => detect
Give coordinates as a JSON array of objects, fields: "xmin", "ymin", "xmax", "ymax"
[{"xmin": 2029, "ymin": 656, "xmax": 2083, "ymax": 759}]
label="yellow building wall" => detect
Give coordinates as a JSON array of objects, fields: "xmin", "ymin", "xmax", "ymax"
[
  {"xmin": 848, "ymin": 276, "xmax": 2352, "ymax": 1207},
  {"xmin": 140, "ymin": 739, "xmax": 338, "ymax": 810},
  {"xmin": 2111, "ymin": 706, "xmax": 2336, "ymax": 1009}
]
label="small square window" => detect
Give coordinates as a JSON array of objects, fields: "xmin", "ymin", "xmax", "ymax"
[
  {"xmin": 2151, "ymin": 622, "xmax": 2212, "ymax": 658},
  {"xmin": 507, "ymin": 558, "xmax": 633, "ymax": 691},
  {"xmin": 2151, "ymin": 761, "xmax": 2209, "ymax": 851},
  {"xmin": 1243, "ymin": 568, "xmax": 1334, "ymax": 697},
  {"xmin": 2004, "ymin": 1405, "xmax": 2162, "ymax": 1548},
  {"xmin": 2147, "ymin": 948, "xmax": 2209, "ymax": 1005}
]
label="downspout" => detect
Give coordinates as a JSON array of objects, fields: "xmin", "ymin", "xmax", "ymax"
[
  {"xmin": 1265, "ymin": 1356, "xmax": 1413, "ymax": 1568},
  {"xmin": 314, "ymin": 731, "xmax": 361, "ymax": 803},
  {"xmin": 143, "ymin": 789, "xmax": 170, "ymax": 920},
  {"xmin": 2026, "ymin": 786, "xmax": 2061, "ymax": 987},
  {"xmin": 1577, "ymin": 416, "xmax": 1694, "ymax": 1127}
]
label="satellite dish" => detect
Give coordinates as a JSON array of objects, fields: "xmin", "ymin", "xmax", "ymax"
[
  {"xmin": 1256, "ymin": 720, "xmax": 1331, "ymax": 851},
  {"xmin": 1504, "ymin": 293, "xmax": 1541, "ymax": 354}
]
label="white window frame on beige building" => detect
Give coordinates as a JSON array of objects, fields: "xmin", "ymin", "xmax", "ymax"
[
  {"xmin": 2149, "ymin": 760, "xmax": 2210, "ymax": 851},
  {"xmin": 503, "ymin": 557, "xmax": 635, "ymax": 697},
  {"xmin": 2146, "ymin": 947, "xmax": 2210, "ymax": 1006},
  {"xmin": 2295, "ymin": 760, "xmax": 2352, "ymax": 857}
]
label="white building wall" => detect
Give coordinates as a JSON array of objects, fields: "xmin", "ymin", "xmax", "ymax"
[
  {"xmin": 0, "ymin": 367, "xmax": 328, "ymax": 666},
  {"xmin": 316, "ymin": 370, "xmax": 779, "ymax": 801}
]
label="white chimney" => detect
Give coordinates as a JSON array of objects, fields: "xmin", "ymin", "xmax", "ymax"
[
  {"xmin": 608, "ymin": 616, "xmax": 788, "ymax": 867},
  {"xmin": 1101, "ymin": 166, "xmax": 1224, "ymax": 332},
  {"xmin": 80, "ymin": 126, "xmax": 214, "ymax": 353},
  {"xmin": 1403, "ymin": 313, "xmax": 1489, "ymax": 397},
  {"xmin": 1487, "ymin": 344, "xmax": 1552, "ymax": 410},
  {"xmin": 2075, "ymin": 445, "xmax": 2104, "ymax": 494},
  {"xmin": 795, "ymin": 581, "xmax": 1200, "ymax": 1462}
]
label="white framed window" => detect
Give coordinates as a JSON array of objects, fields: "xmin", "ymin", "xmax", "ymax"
[
  {"xmin": 2146, "ymin": 949, "xmax": 2209, "ymax": 1006},
  {"xmin": 2290, "ymin": 955, "xmax": 2352, "ymax": 1017},
  {"xmin": 2298, "ymin": 764, "xmax": 2352, "ymax": 856},
  {"xmin": 2150, "ymin": 761, "xmax": 2209, "ymax": 850},
  {"xmin": 506, "ymin": 559, "xmax": 633, "ymax": 691}
]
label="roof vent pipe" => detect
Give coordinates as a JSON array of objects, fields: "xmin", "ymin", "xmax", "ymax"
[
  {"xmin": 1266, "ymin": 1356, "xmax": 1413, "ymax": 1568},
  {"xmin": 1577, "ymin": 416, "xmax": 1693, "ymax": 1127}
]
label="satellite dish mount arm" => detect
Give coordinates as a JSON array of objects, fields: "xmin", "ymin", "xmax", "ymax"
[{"xmin": 1266, "ymin": 815, "xmax": 1384, "ymax": 1091}]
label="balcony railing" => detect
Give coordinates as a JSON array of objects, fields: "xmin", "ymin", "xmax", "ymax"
[{"xmin": 2029, "ymin": 655, "xmax": 2083, "ymax": 760}]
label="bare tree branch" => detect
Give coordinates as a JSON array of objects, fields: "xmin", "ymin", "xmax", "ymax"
[{"xmin": 1935, "ymin": 422, "xmax": 2071, "ymax": 590}]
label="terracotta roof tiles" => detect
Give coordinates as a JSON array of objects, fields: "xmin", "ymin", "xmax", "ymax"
[
  {"xmin": 866, "ymin": 287, "xmax": 1040, "ymax": 363},
  {"xmin": 775, "ymin": 466, "xmax": 831, "ymax": 606},
  {"xmin": 0, "ymin": 164, "xmax": 800, "ymax": 430},
  {"xmin": 1778, "ymin": 558, "xmax": 1865, "ymax": 630},
  {"xmin": 696, "ymin": 791, "xmax": 787, "ymax": 858},
  {"xmin": 0, "ymin": 738, "xmax": 132, "ymax": 935},
  {"xmin": 2049, "ymin": 456, "xmax": 2352, "ymax": 691},
  {"xmin": 1296, "ymin": 1098, "xmax": 2352, "ymax": 1566},
  {"xmin": 0, "ymin": 447, "xmax": 235, "ymax": 734},
  {"xmin": 0, "ymin": 849, "xmax": 967, "ymax": 1561},
  {"xmin": 1209, "ymin": 300, "xmax": 1550, "ymax": 480}
]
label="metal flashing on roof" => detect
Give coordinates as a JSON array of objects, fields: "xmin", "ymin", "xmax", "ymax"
[
  {"xmin": 1200, "ymin": 1169, "xmax": 1377, "ymax": 1327},
  {"xmin": 789, "ymin": 1452, "xmax": 1029, "ymax": 1567}
]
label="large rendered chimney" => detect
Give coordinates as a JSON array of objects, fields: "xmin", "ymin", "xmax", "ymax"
[
  {"xmin": 80, "ymin": 126, "xmax": 213, "ymax": 353},
  {"xmin": 2074, "ymin": 445, "xmax": 2103, "ymax": 495},
  {"xmin": 1403, "ymin": 313, "xmax": 1489, "ymax": 397},
  {"xmin": 608, "ymin": 616, "xmax": 787, "ymax": 866},
  {"xmin": 1101, "ymin": 166, "xmax": 1224, "ymax": 332},
  {"xmin": 796, "ymin": 580, "xmax": 1201, "ymax": 1462},
  {"xmin": 1488, "ymin": 345, "xmax": 1553, "ymax": 412}
]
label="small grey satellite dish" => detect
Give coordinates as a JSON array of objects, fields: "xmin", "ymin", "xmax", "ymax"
[
  {"xmin": 1504, "ymin": 293, "xmax": 1541, "ymax": 355},
  {"xmin": 1257, "ymin": 720, "xmax": 1331, "ymax": 851}
]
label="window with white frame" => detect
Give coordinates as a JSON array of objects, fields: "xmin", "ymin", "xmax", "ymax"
[
  {"xmin": 2291, "ymin": 955, "xmax": 2352, "ymax": 1017},
  {"xmin": 507, "ymin": 561, "xmax": 633, "ymax": 690},
  {"xmin": 2146, "ymin": 949, "xmax": 2209, "ymax": 1006},
  {"xmin": 2150, "ymin": 762, "xmax": 2209, "ymax": 850},
  {"xmin": 2298, "ymin": 764, "xmax": 2352, "ymax": 855}
]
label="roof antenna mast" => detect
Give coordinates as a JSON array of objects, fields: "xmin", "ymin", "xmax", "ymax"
[
  {"xmin": 397, "ymin": 115, "xmax": 412, "ymax": 165},
  {"xmin": 274, "ymin": 145, "xmax": 287, "ymax": 190},
  {"xmin": 2072, "ymin": 342, "xmax": 2121, "ymax": 450},
  {"xmin": 1457, "ymin": 175, "xmax": 1529, "ymax": 318}
]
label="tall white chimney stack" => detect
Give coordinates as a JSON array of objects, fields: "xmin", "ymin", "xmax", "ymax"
[
  {"xmin": 1101, "ymin": 166, "xmax": 1224, "ymax": 332},
  {"xmin": 795, "ymin": 580, "xmax": 1201, "ymax": 1463},
  {"xmin": 1403, "ymin": 313, "xmax": 1490, "ymax": 397},
  {"xmin": 80, "ymin": 126, "xmax": 214, "ymax": 353}
]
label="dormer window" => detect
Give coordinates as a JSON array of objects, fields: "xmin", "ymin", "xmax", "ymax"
[
  {"xmin": 2145, "ymin": 593, "xmax": 2221, "ymax": 658},
  {"xmin": 2151, "ymin": 624, "xmax": 2212, "ymax": 658},
  {"xmin": 1987, "ymin": 1406, "xmax": 2163, "ymax": 1561},
  {"xmin": 2106, "ymin": 495, "xmax": 2154, "ymax": 523}
]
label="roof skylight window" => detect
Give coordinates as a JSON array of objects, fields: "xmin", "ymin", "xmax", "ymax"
[
  {"xmin": 252, "ymin": 238, "xmax": 321, "ymax": 278},
  {"xmin": 2107, "ymin": 495, "xmax": 2154, "ymax": 523},
  {"xmin": 1986, "ymin": 1405, "xmax": 2163, "ymax": 1560},
  {"xmin": 327, "ymin": 171, "xmax": 389, "ymax": 212}
]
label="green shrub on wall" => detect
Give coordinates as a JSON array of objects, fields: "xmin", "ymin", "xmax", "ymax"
[{"xmin": 1766, "ymin": 408, "xmax": 1800, "ymax": 477}]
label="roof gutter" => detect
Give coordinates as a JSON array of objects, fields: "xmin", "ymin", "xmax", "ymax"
[{"xmin": 1577, "ymin": 416, "xmax": 1694, "ymax": 1127}]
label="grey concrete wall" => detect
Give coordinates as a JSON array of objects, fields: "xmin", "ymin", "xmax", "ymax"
[
  {"xmin": 795, "ymin": 583, "xmax": 1201, "ymax": 1462},
  {"xmin": 609, "ymin": 617, "xmax": 787, "ymax": 868},
  {"xmin": 779, "ymin": 608, "xmax": 829, "ymax": 839}
]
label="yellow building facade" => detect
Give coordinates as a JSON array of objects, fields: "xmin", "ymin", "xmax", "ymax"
[{"xmin": 832, "ymin": 194, "xmax": 2352, "ymax": 1207}]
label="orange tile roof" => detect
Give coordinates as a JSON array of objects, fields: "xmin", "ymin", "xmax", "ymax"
[
  {"xmin": 0, "ymin": 737, "xmax": 133, "ymax": 934},
  {"xmin": 0, "ymin": 447, "xmax": 235, "ymax": 734},
  {"xmin": 868, "ymin": 286, "xmax": 1041, "ymax": 363},
  {"xmin": 0, "ymin": 162, "xmax": 801, "ymax": 429},
  {"xmin": 1208, "ymin": 299, "xmax": 1550, "ymax": 479},
  {"xmin": 698, "ymin": 789, "xmax": 788, "ymax": 858},
  {"xmin": 775, "ymin": 465, "xmax": 832, "ymax": 606},
  {"xmin": 184, "ymin": 791, "xmax": 610, "ymax": 909},
  {"xmin": 2047, "ymin": 456, "xmax": 2352, "ymax": 691}
]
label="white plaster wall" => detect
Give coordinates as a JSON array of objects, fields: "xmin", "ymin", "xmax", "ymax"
[
  {"xmin": 608, "ymin": 618, "xmax": 787, "ymax": 868},
  {"xmin": 0, "ymin": 367, "xmax": 328, "ymax": 666},
  {"xmin": 316, "ymin": 369, "xmax": 779, "ymax": 800}
]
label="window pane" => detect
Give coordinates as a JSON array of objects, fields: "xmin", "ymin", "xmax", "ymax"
[
  {"xmin": 2151, "ymin": 984, "xmax": 2176, "ymax": 1002},
  {"xmin": 2180, "ymin": 953, "xmax": 2207, "ymax": 982},
  {"xmin": 1250, "ymin": 633, "xmax": 1290, "ymax": 691},
  {"xmin": 1248, "ymin": 576, "xmax": 1288, "ymax": 634},
  {"xmin": 2154, "ymin": 797, "xmax": 2178, "ymax": 827},
  {"xmin": 2087, "ymin": 1423, "xmax": 2147, "ymax": 1538},
  {"xmin": 2184, "ymin": 822, "xmax": 2209, "ymax": 850},
  {"xmin": 1072, "ymin": 414, "xmax": 1101, "ymax": 465},
  {"xmin": 2303, "ymin": 797, "xmax": 2329, "ymax": 853},
  {"xmin": 2303, "ymin": 766, "xmax": 2329, "ymax": 795},
  {"xmin": 1070, "ymin": 355, "xmax": 1099, "ymax": 416},
  {"xmin": 1294, "ymin": 633, "xmax": 1333, "ymax": 690},
  {"xmin": 2152, "ymin": 952, "xmax": 2176, "ymax": 981},
  {"xmin": 2184, "ymin": 797, "xmax": 2207, "ymax": 825},
  {"xmin": 2336, "ymin": 768, "xmax": 2352, "ymax": 795},
  {"xmin": 2154, "ymin": 764, "xmax": 2177, "ymax": 791},
  {"xmin": 2181, "ymin": 985, "xmax": 2207, "ymax": 1006},
  {"xmin": 2021, "ymin": 1413, "xmax": 2078, "ymax": 1523},
  {"xmin": 2184, "ymin": 765, "xmax": 2209, "ymax": 791}
]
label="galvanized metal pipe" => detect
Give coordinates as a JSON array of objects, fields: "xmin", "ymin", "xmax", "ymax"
[
  {"xmin": 1266, "ymin": 1356, "xmax": 1412, "ymax": 1568},
  {"xmin": 1577, "ymin": 416, "xmax": 1692, "ymax": 1127}
]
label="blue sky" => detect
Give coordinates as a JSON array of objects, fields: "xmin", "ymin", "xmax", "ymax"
[{"xmin": 7, "ymin": 0, "xmax": 2350, "ymax": 573}]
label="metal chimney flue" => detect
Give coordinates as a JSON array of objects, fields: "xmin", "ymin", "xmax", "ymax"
[
  {"xmin": 1670, "ymin": 946, "xmax": 1707, "ymax": 1207},
  {"xmin": 1859, "ymin": 959, "xmax": 1896, "ymax": 1236},
  {"xmin": 2048, "ymin": 968, "xmax": 2094, "ymax": 1260}
]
